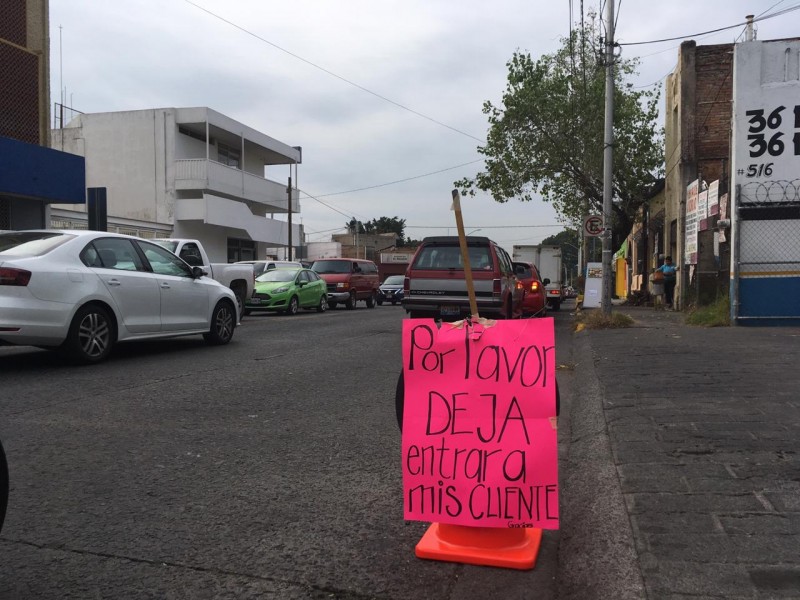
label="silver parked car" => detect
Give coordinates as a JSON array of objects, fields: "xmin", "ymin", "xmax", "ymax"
[{"xmin": 0, "ymin": 230, "xmax": 238, "ymax": 363}]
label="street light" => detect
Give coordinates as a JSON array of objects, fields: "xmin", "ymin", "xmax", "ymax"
[{"xmin": 466, "ymin": 228, "xmax": 482, "ymax": 236}]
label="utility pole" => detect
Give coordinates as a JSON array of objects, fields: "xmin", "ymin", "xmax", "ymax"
[
  {"xmin": 601, "ymin": 0, "xmax": 615, "ymax": 316},
  {"xmin": 287, "ymin": 176, "xmax": 293, "ymax": 261}
]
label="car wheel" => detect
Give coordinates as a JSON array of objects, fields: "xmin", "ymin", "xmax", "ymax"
[
  {"xmin": 0, "ymin": 438, "xmax": 8, "ymax": 535},
  {"xmin": 317, "ymin": 295, "xmax": 328, "ymax": 313},
  {"xmin": 366, "ymin": 292, "xmax": 376, "ymax": 308},
  {"xmin": 345, "ymin": 291, "xmax": 356, "ymax": 310},
  {"xmin": 285, "ymin": 296, "xmax": 300, "ymax": 316},
  {"xmin": 62, "ymin": 304, "xmax": 115, "ymax": 364},
  {"xmin": 328, "ymin": 301, "xmax": 337, "ymax": 309},
  {"xmin": 377, "ymin": 297, "xmax": 383, "ymax": 306},
  {"xmin": 203, "ymin": 300, "xmax": 236, "ymax": 345}
]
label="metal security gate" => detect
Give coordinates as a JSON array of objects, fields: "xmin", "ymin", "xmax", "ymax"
[{"xmin": 733, "ymin": 179, "xmax": 800, "ymax": 323}]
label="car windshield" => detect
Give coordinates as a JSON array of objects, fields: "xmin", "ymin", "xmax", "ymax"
[
  {"xmin": 413, "ymin": 245, "xmax": 492, "ymax": 270},
  {"xmin": 514, "ymin": 264, "xmax": 532, "ymax": 278},
  {"xmin": 153, "ymin": 240, "xmax": 178, "ymax": 252},
  {"xmin": 311, "ymin": 260, "xmax": 351, "ymax": 274},
  {"xmin": 383, "ymin": 275, "xmax": 404, "ymax": 285},
  {"xmin": 256, "ymin": 268, "xmax": 300, "ymax": 282},
  {"xmin": 0, "ymin": 232, "xmax": 75, "ymax": 256}
]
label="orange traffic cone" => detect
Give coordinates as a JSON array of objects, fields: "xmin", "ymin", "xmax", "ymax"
[{"xmin": 415, "ymin": 523, "xmax": 543, "ymax": 570}]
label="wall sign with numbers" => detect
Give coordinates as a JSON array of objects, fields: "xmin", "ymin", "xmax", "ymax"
[
  {"xmin": 732, "ymin": 41, "xmax": 800, "ymax": 206},
  {"xmin": 729, "ymin": 40, "xmax": 800, "ymax": 322},
  {"xmin": 743, "ymin": 104, "xmax": 799, "ymax": 176}
]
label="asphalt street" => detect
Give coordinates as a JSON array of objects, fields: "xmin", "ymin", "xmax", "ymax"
[
  {"xmin": 0, "ymin": 304, "xmax": 575, "ymax": 600},
  {"xmin": 4, "ymin": 302, "xmax": 795, "ymax": 599}
]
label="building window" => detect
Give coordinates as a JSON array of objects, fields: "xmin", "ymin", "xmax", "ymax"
[
  {"xmin": 228, "ymin": 238, "xmax": 255, "ymax": 262},
  {"xmin": 217, "ymin": 142, "xmax": 241, "ymax": 169}
]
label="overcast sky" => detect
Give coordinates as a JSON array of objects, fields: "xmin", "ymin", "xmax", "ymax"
[{"xmin": 49, "ymin": 1, "xmax": 799, "ymax": 252}]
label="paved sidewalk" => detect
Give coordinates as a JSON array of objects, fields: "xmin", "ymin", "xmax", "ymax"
[{"xmin": 562, "ymin": 306, "xmax": 800, "ymax": 599}]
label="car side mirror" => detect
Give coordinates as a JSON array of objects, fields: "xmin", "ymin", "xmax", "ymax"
[
  {"xmin": 191, "ymin": 266, "xmax": 206, "ymax": 279},
  {"xmin": 543, "ymin": 278, "xmax": 550, "ymax": 285}
]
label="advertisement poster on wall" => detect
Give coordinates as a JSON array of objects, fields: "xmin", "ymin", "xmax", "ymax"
[{"xmin": 684, "ymin": 180, "xmax": 698, "ymax": 265}]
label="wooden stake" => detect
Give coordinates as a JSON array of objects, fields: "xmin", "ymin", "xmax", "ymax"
[{"xmin": 451, "ymin": 189, "xmax": 479, "ymax": 319}]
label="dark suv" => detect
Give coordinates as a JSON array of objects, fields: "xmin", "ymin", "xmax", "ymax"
[
  {"xmin": 402, "ymin": 236, "xmax": 522, "ymax": 320},
  {"xmin": 311, "ymin": 258, "xmax": 380, "ymax": 309}
]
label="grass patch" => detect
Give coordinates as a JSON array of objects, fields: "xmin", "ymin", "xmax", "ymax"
[
  {"xmin": 685, "ymin": 296, "xmax": 730, "ymax": 327},
  {"xmin": 576, "ymin": 309, "xmax": 634, "ymax": 330}
]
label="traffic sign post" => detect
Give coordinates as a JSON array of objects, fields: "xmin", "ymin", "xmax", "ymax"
[{"xmin": 583, "ymin": 215, "xmax": 603, "ymax": 237}]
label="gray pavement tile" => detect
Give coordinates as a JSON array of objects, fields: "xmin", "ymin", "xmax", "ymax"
[
  {"xmin": 719, "ymin": 513, "xmax": 800, "ymax": 535},
  {"xmin": 748, "ymin": 566, "xmax": 800, "ymax": 598},
  {"xmin": 624, "ymin": 491, "xmax": 767, "ymax": 514},
  {"xmin": 630, "ymin": 512, "xmax": 721, "ymax": 535},
  {"xmin": 643, "ymin": 532, "xmax": 800, "ymax": 564},
  {"xmin": 641, "ymin": 559, "xmax": 754, "ymax": 598},
  {"xmin": 685, "ymin": 476, "xmax": 797, "ymax": 494},
  {"xmin": 763, "ymin": 491, "xmax": 800, "ymax": 511}
]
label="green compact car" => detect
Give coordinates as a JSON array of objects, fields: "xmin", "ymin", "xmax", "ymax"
[{"xmin": 245, "ymin": 268, "xmax": 328, "ymax": 315}]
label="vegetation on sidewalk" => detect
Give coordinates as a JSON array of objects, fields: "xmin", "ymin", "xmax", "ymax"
[
  {"xmin": 575, "ymin": 308, "xmax": 634, "ymax": 331},
  {"xmin": 685, "ymin": 296, "xmax": 730, "ymax": 327}
]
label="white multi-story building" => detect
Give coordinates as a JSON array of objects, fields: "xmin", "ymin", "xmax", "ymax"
[{"xmin": 50, "ymin": 107, "xmax": 302, "ymax": 262}]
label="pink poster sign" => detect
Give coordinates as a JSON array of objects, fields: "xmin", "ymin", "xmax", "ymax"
[{"xmin": 401, "ymin": 318, "xmax": 559, "ymax": 529}]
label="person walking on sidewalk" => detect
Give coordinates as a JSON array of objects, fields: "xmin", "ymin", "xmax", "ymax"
[{"xmin": 655, "ymin": 256, "xmax": 678, "ymax": 309}]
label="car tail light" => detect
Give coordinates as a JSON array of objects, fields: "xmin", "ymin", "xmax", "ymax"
[
  {"xmin": 530, "ymin": 281, "xmax": 540, "ymax": 292},
  {"xmin": 404, "ymin": 277, "xmax": 410, "ymax": 293},
  {"xmin": 493, "ymin": 279, "xmax": 501, "ymax": 297},
  {"xmin": 0, "ymin": 267, "xmax": 32, "ymax": 286}
]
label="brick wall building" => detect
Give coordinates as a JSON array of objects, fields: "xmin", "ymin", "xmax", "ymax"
[
  {"xmin": 664, "ymin": 41, "xmax": 734, "ymax": 308},
  {"xmin": 0, "ymin": 0, "xmax": 84, "ymax": 228}
]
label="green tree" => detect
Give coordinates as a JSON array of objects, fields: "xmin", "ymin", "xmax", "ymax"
[
  {"xmin": 456, "ymin": 18, "xmax": 663, "ymax": 246},
  {"xmin": 345, "ymin": 216, "xmax": 407, "ymax": 241}
]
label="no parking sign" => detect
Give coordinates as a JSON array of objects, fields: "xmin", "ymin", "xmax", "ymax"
[{"xmin": 583, "ymin": 215, "xmax": 603, "ymax": 237}]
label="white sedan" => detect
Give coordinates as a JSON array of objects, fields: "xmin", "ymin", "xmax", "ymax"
[{"xmin": 0, "ymin": 230, "xmax": 239, "ymax": 363}]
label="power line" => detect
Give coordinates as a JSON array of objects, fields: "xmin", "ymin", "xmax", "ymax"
[
  {"xmin": 301, "ymin": 159, "xmax": 484, "ymax": 199},
  {"xmin": 297, "ymin": 187, "xmax": 366, "ymax": 221},
  {"xmin": 183, "ymin": 0, "xmax": 486, "ymax": 143},
  {"xmin": 758, "ymin": 0, "xmax": 788, "ymax": 17},
  {"xmin": 618, "ymin": 5, "xmax": 800, "ymax": 46},
  {"xmin": 405, "ymin": 224, "xmax": 563, "ymax": 230}
]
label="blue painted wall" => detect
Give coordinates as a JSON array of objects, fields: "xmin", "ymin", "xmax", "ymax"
[
  {"xmin": 0, "ymin": 135, "xmax": 85, "ymax": 204},
  {"xmin": 739, "ymin": 276, "xmax": 800, "ymax": 319}
]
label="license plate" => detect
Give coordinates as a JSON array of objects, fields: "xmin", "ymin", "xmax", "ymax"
[
  {"xmin": 249, "ymin": 298, "xmax": 261, "ymax": 305},
  {"xmin": 439, "ymin": 305, "xmax": 460, "ymax": 316}
]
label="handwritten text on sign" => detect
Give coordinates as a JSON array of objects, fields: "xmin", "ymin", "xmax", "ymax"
[{"xmin": 402, "ymin": 319, "xmax": 559, "ymax": 529}]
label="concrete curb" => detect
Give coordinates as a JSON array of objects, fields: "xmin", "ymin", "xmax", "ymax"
[{"xmin": 557, "ymin": 329, "xmax": 646, "ymax": 600}]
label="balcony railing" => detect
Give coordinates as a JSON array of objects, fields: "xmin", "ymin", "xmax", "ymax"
[{"xmin": 174, "ymin": 159, "xmax": 298, "ymax": 212}]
